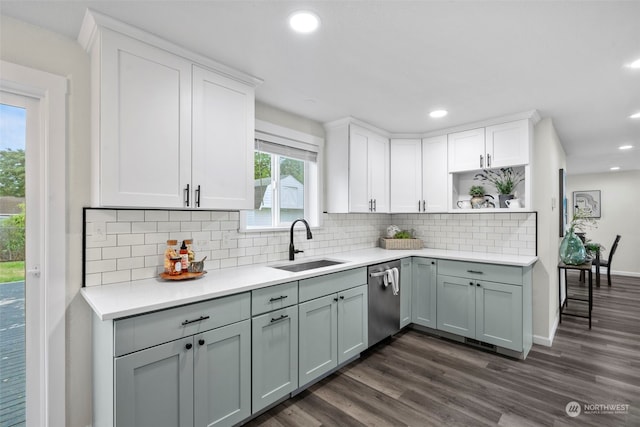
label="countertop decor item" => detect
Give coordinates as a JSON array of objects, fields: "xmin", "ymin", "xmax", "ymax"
[
  {"xmin": 474, "ymin": 167, "xmax": 524, "ymax": 208},
  {"xmin": 380, "ymin": 229, "xmax": 422, "ymax": 249},
  {"xmin": 159, "ymin": 271, "xmax": 207, "ymax": 281}
]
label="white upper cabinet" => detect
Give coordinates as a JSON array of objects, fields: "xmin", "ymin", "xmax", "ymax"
[
  {"xmin": 390, "ymin": 136, "xmax": 447, "ymax": 213},
  {"xmin": 447, "ymin": 128, "xmax": 486, "ymax": 173},
  {"xmin": 485, "ymin": 119, "xmax": 530, "ymax": 168},
  {"xmin": 390, "ymin": 139, "xmax": 422, "ymax": 213},
  {"xmin": 97, "ymin": 29, "xmax": 193, "ymax": 207},
  {"xmin": 325, "ymin": 120, "xmax": 389, "ymax": 213},
  {"xmin": 192, "ymin": 66, "xmax": 255, "ymax": 210},
  {"xmin": 79, "ymin": 10, "xmax": 260, "ymax": 209},
  {"xmin": 448, "ymin": 119, "xmax": 530, "ymax": 173},
  {"xmin": 421, "ymin": 135, "xmax": 448, "ymax": 212}
]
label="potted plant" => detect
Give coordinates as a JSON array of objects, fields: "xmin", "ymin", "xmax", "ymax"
[
  {"xmin": 468, "ymin": 185, "xmax": 486, "ymax": 209},
  {"xmin": 474, "ymin": 167, "xmax": 524, "ymax": 208}
]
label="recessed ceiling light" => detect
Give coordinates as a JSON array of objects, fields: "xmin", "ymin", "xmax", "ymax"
[
  {"xmin": 619, "ymin": 145, "xmax": 633, "ymax": 150},
  {"xmin": 610, "ymin": 166, "xmax": 621, "ymax": 171},
  {"xmin": 630, "ymin": 112, "xmax": 640, "ymax": 119},
  {"xmin": 629, "ymin": 58, "xmax": 640, "ymax": 69},
  {"xmin": 289, "ymin": 11, "xmax": 320, "ymax": 33},
  {"xmin": 429, "ymin": 110, "xmax": 448, "ymax": 118}
]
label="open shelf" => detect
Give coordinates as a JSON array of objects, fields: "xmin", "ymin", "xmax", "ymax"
[{"xmin": 450, "ymin": 165, "xmax": 530, "ymax": 212}]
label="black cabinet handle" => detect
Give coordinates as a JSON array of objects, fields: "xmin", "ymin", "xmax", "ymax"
[
  {"xmin": 270, "ymin": 314, "xmax": 289, "ymax": 323},
  {"xmin": 477, "ymin": 283, "xmax": 481, "ymax": 287},
  {"xmin": 185, "ymin": 343, "xmax": 192, "ymax": 350},
  {"xmin": 181, "ymin": 315, "xmax": 210, "ymax": 326},
  {"xmin": 487, "ymin": 154, "xmax": 491, "ymax": 168},
  {"xmin": 195, "ymin": 185, "xmax": 201, "ymax": 208},
  {"xmin": 339, "ymin": 295, "xmax": 345, "ymax": 300},
  {"xmin": 480, "ymin": 155, "xmax": 484, "ymax": 168},
  {"xmin": 184, "ymin": 184, "xmax": 190, "ymax": 207},
  {"xmin": 467, "ymin": 270, "xmax": 484, "ymax": 274},
  {"xmin": 269, "ymin": 295, "xmax": 288, "ymax": 302},
  {"xmin": 373, "ymin": 199, "xmax": 377, "ymax": 211},
  {"xmin": 198, "ymin": 339, "xmax": 205, "ymax": 346},
  {"xmin": 418, "ymin": 201, "xmax": 421, "ymax": 212},
  {"xmin": 469, "ymin": 282, "xmax": 474, "ymax": 286},
  {"xmin": 422, "ymin": 200, "xmax": 426, "ymax": 212},
  {"xmin": 334, "ymin": 297, "xmax": 339, "ymax": 302}
]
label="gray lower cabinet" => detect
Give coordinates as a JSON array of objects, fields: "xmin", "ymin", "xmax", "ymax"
[
  {"xmin": 411, "ymin": 258, "xmax": 437, "ymax": 328},
  {"xmin": 114, "ymin": 319, "xmax": 250, "ymax": 427},
  {"xmin": 436, "ymin": 259, "xmax": 531, "ymax": 356},
  {"xmin": 251, "ymin": 305, "xmax": 298, "ymax": 413},
  {"xmin": 115, "ymin": 336, "xmax": 194, "ymax": 427},
  {"xmin": 400, "ymin": 257, "xmax": 412, "ymax": 328},
  {"xmin": 194, "ymin": 320, "xmax": 251, "ymax": 427},
  {"xmin": 298, "ymin": 283, "xmax": 368, "ymax": 387}
]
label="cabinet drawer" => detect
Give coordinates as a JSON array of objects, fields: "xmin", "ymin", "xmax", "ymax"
[
  {"xmin": 438, "ymin": 260, "xmax": 522, "ymax": 285},
  {"xmin": 114, "ymin": 292, "xmax": 250, "ymax": 356},
  {"xmin": 299, "ymin": 267, "xmax": 367, "ymax": 302},
  {"xmin": 251, "ymin": 281, "xmax": 298, "ymax": 316}
]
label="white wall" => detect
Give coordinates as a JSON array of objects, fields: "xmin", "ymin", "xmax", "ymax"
[
  {"xmin": 256, "ymin": 101, "xmax": 325, "ymax": 138},
  {"xmin": 0, "ymin": 14, "xmax": 93, "ymax": 427},
  {"xmin": 531, "ymin": 118, "xmax": 566, "ymax": 346},
  {"xmin": 567, "ymin": 170, "xmax": 640, "ymax": 277}
]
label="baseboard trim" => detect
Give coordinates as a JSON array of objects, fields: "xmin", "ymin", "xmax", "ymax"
[{"xmin": 533, "ymin": 315, "xmax": 558, "ymax": 347}]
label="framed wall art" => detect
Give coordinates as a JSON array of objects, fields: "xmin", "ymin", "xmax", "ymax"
[{"xmin": 573, "ymin": 190, "xmax": 601, "ymax": 218}]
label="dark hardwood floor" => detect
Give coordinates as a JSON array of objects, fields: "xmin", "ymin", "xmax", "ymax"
[{"xmin": 245, "ymin": 272, "xmax": 640, "ymax": 426}]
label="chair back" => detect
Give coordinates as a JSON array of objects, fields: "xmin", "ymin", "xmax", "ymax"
[{"xmin": 608, "ymin": 235, "xmax": 621, "ymax": 265}]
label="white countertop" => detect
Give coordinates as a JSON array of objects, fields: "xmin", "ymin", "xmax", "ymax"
[{"xmin": 81, "ymin": 247, "xmax": 537, "ymax": 321}]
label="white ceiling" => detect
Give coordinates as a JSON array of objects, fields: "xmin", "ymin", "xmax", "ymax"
[{"xmin": 2, "ymin": 0, "xmax": 639, "ymax": 175}]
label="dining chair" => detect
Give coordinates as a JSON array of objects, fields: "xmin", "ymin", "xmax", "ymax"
[{"xmin": 597, "ymin": 235, "xmax": 621, "ymax": 287}]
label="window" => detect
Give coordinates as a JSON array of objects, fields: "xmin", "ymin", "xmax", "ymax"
[{"xmin": 241, "ymin": 124, "xmax": 320, "ymax": 231}]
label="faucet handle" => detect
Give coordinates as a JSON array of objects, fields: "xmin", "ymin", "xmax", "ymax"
[{"xmin": 295, "ymin": 249, "xmax": 304, "ymax": 254}]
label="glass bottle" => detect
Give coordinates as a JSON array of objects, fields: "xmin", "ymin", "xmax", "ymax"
[
  {"xmin": 185, "ymin": 239, "xmax": 195, "ymax": 263},
  {"xmin": 180, "ymin": 240, "xmax": 189, "ymax": 271},
  {"xmin": 164, "ymin": 240, "xmax": 178, "ymax": 273}
]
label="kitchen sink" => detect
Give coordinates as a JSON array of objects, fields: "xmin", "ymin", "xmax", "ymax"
[{"xmin": 271, "ymin": 259, "xmax": 346, "ymax": 272}]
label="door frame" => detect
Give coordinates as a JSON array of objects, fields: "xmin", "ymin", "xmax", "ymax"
[{"xmin": 1, "ymin": 60, "xmax": 67, "ymax": 427}]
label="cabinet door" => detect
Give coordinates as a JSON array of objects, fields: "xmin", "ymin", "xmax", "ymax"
[
  {"xmin": 422, "ymin": 135, "xmax": 448, "ymax": 212},
  {"xmin": 115, "ymin": 337, "xmax": 194, "ymax": 427},
  {"xmin": 400, "ymin": 258, "xmax": 412, "ymax": 328},
  {"xmin": 367, "ymin": 132, "xmax": 390, "ymax": 213},
  {"xmin": 411, "ymin": 258, "xmax": 437, "ymax": 328},
  {"xmin": 251, "ymin": 306, "xmax": 299, "ymax": 413},
  {"xmin": 192, "ymin": 66, "xmax": 255, "ymax": 210},
  {"xmin": 348, "ymin": 125, "xmax": 371, "ymax": 212},
  {"xmin": 436, "ymin": 275, "xmax": 475, "ymax": 338},
  {"xmin": 485, "ymin": 119, "xmax": 529, "ymax": 168},
  {"xmin": 337, "ymin": 285, "xmax": 368, "ymax": 364},
  {"xmin": 100, "ymin": 30, "xmax": 192, "ymax": 207},
  {"xmin": 447, "ymin": 128, "xmax": 485, "ymax": 173},
  {"xmin": 390, "ymin": 139, "xmax": 422, "ymax": 213},
  {"xmin": 476, "ymin": 281, "xmax": 523, "ymax": 351},
  {"xmin": 298, "ymin": 294, "xmax": 338, "ymax": 387},
  {"xmin": 194, "ymin": 320, "xmax": 251, "ymax": 427}
]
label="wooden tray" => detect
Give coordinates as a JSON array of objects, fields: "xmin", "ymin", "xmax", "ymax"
[{"xmin": 159, "ymin": 271, "xmax": 207, "ymax": 281}]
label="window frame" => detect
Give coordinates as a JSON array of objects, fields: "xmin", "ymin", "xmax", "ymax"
[{"xmin": 240, "ymin": 120, "xmax": 323, "ymax": 232}]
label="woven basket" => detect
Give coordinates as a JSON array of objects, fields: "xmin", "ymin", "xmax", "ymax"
[{"xmin": 379, "ymin": 238, "xmax": 423, "ymax": 250}]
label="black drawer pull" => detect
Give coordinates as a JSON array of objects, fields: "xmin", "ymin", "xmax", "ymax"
[
  {"xmin": 181, "ymin": 315, "xmax": 210, "ymax": 326},
  {"xmin": 269, "ymin": 295, "xmax": 288, "ymax": 302},
  {"xmin": 270, "ymin": 314, "xmax": 289, "ymax": 323},
  {"xmin": 467, "ymin": 270, "xmax": 484, "ymax": 274}
]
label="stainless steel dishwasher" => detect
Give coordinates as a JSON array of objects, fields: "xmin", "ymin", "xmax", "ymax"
[{"xmin": 368, "ymin": 259, "xmax": 401, "ymax": 346}]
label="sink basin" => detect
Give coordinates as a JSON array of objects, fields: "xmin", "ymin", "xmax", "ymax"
[{"xmin": 272, "ymin": 259, "xmax": 346, "ymax": 272}]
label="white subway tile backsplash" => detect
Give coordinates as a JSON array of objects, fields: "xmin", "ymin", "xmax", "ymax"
[{"xmin": 84, "ymin": 209, "xmax": 536, "ymax": 286}]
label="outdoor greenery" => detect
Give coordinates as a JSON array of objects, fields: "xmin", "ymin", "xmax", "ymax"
[
  {"xmin": 474, "ymin": 167, "xmax": 524, "ymax": 195},
  {"xmin": 0, "ymin": 149, "xmax": 25, "ymax": 197},
  {"xmin": 0, "ymin": 203, "xmax": 25, "ymax": 262},
  {"xmin": 254, "ymin": 152, "xmax": 305, "ymax": 184},
  {"xmin": 0, "ymin": 261, "xmax": 25, "ymax": 283}
]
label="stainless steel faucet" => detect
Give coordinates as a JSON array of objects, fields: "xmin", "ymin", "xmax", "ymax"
[{"xmin": 289, "ymin": 218, "xmax": 312, "ymax": 260}]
